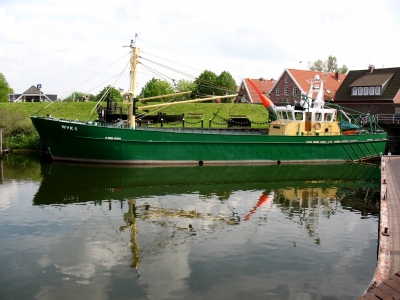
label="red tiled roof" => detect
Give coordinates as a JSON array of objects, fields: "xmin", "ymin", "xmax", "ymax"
[
  {"xmin": 287, "ymin": 69, "xmax": 347, "ymax": 101},
  {"xmin": 244, "ymin": 78, "xmax": 275, "ymax": 103}
]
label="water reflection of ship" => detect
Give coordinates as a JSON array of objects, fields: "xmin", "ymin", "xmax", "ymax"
[
  {"xmin": 32, "ymin": 162, "xmax": 380, "ymax": 205},
  {"xmin": 29, "ymin": 162, "xmax": 380, "ymax": 271}
]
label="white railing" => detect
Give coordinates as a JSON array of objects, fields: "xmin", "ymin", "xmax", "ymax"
[{"xmin": 375, "ymin": 114, "xmax": 400, "ymax": 123}]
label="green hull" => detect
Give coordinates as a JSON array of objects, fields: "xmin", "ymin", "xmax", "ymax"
[{"xmin": 31, "ymin": 116, "xmax": 387, "ymax": 164}]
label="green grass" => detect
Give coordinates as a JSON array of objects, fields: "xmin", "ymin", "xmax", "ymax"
[{"xmin": 0, "ymin": 101, "xmax": 270, "ymax": 150}]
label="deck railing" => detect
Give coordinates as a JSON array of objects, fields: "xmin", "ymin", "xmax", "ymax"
[{"xmin": 375, "ymin": 114, "xmax": 400, "ymax": 124}]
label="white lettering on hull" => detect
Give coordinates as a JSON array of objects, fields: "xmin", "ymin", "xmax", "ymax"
[{"xmin": 61, "ymin": 125, "xmax": 77, "ymax": 131}]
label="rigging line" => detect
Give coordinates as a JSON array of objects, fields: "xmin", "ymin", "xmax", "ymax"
[
  {"xmin": 141, "ymin": 57, "xmax": 198, "ymax": 80},
  {"xmin": 141, "ymin": 57, "xmax": 235, "ymax": 93},
  {"xmin": 141, "ymin": 51, "xmax": 203, "ymax": 72},
  {"xmin": 87, "ymin": 58, "xmax": 131, "ymax": 120},
  {"xmin": 62, "ymin": 50, "xmax": 131, "ymax": 99},
  {"xmin": 84, "ymin": 69, "xmax": 129, "ymax": 95},
  {"xmin": 140, "ymin": 63, "xmax": 175, "ymax": 83}
]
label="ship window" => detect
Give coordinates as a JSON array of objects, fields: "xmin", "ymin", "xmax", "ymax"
[
  {"xmin": 358, "ymin": 87, "xmax": 363, "ymax": 95},
  {"xmin": 375, "ymin": 86, "xmax": 381, "ymax": 95},
  {"xmin": 315, "ymin": 113, "xmax": 322, "ymax": 121},
  {"xmin": 277, "ymin": 111, "xmax": 283, "ymax": 119},
  {"xmin": 287, "ymin": 111, "xmax": 294, "ymax": 120},
  {"xmin": 276, "ymin": 88, "xmax": 280, "ymax": 96},
  {"xmin": 284, "ymin": 88, "xmax": 288, "ymax": 95},
  {"xmin": 369, "ymin": 87, "xmax": 374, "ymax": 95},
  {"xmin": 295, "ymin": 112, "xmax": 303, "ymax": 120},
  {"xmin": 324, "ymin": 113, "xmax": 333, "ymax": 121},
  {"xmin": 352, "ymin": 87, "xmax": 357, "ymax": 95},
  {"xmin": 364, "ymin": 87, "xmax": 369, "ymax": 95}
]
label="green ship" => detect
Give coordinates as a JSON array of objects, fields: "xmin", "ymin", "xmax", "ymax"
[{"xmin": 30, "ymin": 38, "xmax": 387, "ymax": 165}]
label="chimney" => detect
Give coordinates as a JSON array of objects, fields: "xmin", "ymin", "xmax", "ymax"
[
  {"xmin": 368, "ymin": 65, "xmax": 375, "ymax": 73},
  {"xmin": 335, "ymin": 72, "xmax": 340, "ymax": 81},
  {"xmin": 271, "ymin": 77, "xmax": 274, "ymax": 82}
]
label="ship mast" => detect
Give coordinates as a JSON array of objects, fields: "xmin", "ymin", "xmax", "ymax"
[{"xmin": 128, "ymin": 35, "xmax": 140, "ymax": 129}]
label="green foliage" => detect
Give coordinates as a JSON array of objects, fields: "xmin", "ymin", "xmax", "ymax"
[
  {"xmin": 96, "ymin": 86, "xmax": 123, "ymax": 103},
  {"xmin": 217, "ymin": 71, "xmax": 237, "ymax": 103},
  {"xmin": 308, "ymin": 59, "xmax": 325, "ymax": 72},
  {"xmin": 195, "ymin": 70, "xmax": 237, "ymax": 103},
  {"xmin": 64, "ymin": 91, "xmax": 95, "ymax": 102},
  {"xmin": 0, "ymin": 73, "xmax": 13, "ymax": 103},
  {"xmin": 139, "ymin": 78, "xmax": 175, "ymax": 101},
  {"xmin": 308, "ymin": 55, "xmax": 348, "ymax": 74},
  {"xmin": 195, "ymin": 70, "xmax": 219, "ymax": 96},
  {"xmin": 176, "ymin": 79, "xmax": 197, "ymax": 92}
]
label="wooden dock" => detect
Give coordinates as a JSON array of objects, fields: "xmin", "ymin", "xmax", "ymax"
[{"xmin": 359, "ymin": 155, "xmax": 400, "ymax": 299}]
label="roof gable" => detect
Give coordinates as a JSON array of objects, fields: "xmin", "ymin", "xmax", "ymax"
[
  {"xmin": 287, "ymin": 69, "xmax": 346, "ymax": 101},
  {"xmin": 241, "ymin": 78, "xmax": 275, "ymax": 103},
  {"xmin": 23, "ymin": 85, "xmax": 41, "ymax": 95}
]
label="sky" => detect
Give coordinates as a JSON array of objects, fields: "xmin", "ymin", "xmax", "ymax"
[{"xmin": 1, "ymin": 0, "xmax": 400, "ymax": 99}]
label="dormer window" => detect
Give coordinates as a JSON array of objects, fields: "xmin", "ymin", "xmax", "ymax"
[
  {"xmin": 352, "ymin": 86, "xmax": 381, "ymax": 96},
  {"xmin": 369, "ymin": 87, "xmax": 374, "ymax": 95}
]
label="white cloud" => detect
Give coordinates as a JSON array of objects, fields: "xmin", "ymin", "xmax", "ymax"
[{"xmin": 1, "ymin": 0, "xmax": 399, "ymax": 98}]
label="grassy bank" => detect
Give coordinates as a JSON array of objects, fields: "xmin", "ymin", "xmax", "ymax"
[{"xmin": 0, "ymin": 101, "xmax": 270, "ymax": 150}]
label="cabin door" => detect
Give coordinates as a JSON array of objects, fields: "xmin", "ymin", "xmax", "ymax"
[{"xmin": 305, "ymin": 112, "xmax": 312, "ymax": 131}]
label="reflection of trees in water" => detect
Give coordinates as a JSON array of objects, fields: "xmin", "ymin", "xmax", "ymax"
[
  {"xmin": 119, "ymin": 185, "xmax": 380, "ymax": 269},
  {"xmin": 273, "ymin": 186, "xmax": 380, "ymax": 242}
]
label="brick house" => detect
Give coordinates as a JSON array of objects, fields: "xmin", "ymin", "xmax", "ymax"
[
  {"xmin": 235, "ymin": 77, "xmax": 276, "ymax": 104},
  {"xmin": 268, "ymin": 69, "xmax": 346, "ymax": 106},
  {"xmin": 334, "ymin": 65, "xmax": 400, "ymax": 114},
  {"xmin": 8, "ymin": 85, "xmax": 57, "ymax": 102}
]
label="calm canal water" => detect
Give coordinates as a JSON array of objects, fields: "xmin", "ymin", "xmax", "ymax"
[{"xmin": 0, "ymin": 154, "xmax": 381, "ymax": 300}]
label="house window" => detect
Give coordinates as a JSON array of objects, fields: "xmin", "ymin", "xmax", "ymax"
[
  {"xmin": 293, "ymin": 87, "xmax": 298, "ymax": 95},
  {"xmin": 284, "ymin": 88, "xmax": 288, "ymax": 95},
  {"xmin": 285, "ymin": 77, "xmax": 289, "ymax": 83},
  {"xmin": 364, "ymin": 87, "xmax": 369, "ymax": 95},
  {"xmin": 352, "ymin": 87, "xmax": 358, "ymax": 95},
  {"xmin": 369, "ymin": 87, "xmax": 374, "ymax": 95},
  {"xmin": 276, "ymin": 88, "xmax": 280, "ymax": 96},
  {"xmin": 375, "ymin": 86, "xmax": 381, "ymax": 95},
  {"xmin": 358, "ymin": 87, "xmax": 363, "ymax": 95}
]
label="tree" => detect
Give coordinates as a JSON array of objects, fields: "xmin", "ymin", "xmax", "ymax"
[
  {"xmin": 176, "ymin": 79, "xmax": 197, "ymax": 92},
  {"xmin": 0, "ymin": 73, "xmax": 13, "ymax": 102},
  {"xmin": 64, "ymin": 91, "xmax": 95, "ymax": 102},
  {"xmin": 308, "ymin": 55, "xmax": 348, "ymax": 74},
  {"xmin": 96, "ymin": 86, "xmax": 123, "ymax": 103},
  {"xmin": 174, "ymin": 79, "xmax": 197, "ymax": 100},
  {"xmin": 195, "ymin": 70, "xmax": 219, "ymax": 96},
  {"xmin": 195, "ymin": 70, "xmax": 237, "ymax": 101},
  {"xmin": 217, "ymin": 71, "xmax": 237, "ymax": 102},
  {"xmin": 139, "ymin": 78, "xmax": 175, "ymax": 101}
]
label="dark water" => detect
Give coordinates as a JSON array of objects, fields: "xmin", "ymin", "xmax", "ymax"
[{"xmin": 0, "ymin": 154, "xmax": 381, "ymax": 300}]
